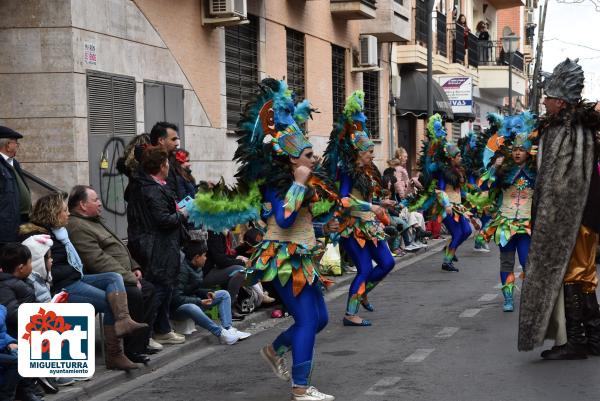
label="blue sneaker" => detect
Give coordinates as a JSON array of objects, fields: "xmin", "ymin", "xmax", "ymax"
[{"xmin": 503, "ymin": 293, "xmax": 514, "ymax": 312}]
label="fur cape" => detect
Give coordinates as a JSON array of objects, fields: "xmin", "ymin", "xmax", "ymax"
[{"xmin": 518, "ymin": 102, "xmax": 600, "ymax": 351}]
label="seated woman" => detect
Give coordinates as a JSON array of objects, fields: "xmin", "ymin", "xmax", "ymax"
[
  {"xmin": 171, "ymin": 241, "xmax": 251, "ymax": 345},
  {"xmin": 203, "ymin": 229, "xmax": 248, "ymax": 317},
  {"xmin": 19, "ymin": 192, "xmax": 147, "ymax": 371}
]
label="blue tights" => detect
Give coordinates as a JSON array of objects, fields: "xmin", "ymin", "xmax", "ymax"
[
  {"xmin": 442, "ymin": 214, "xmax": 472, "ymax": 263},
  {"xmin": 341, "ymin": 237, "xmax": 395, "ymax": 315},
  {"xmin": 272, "ymin": 279, "xmax": 328, "ymax": 387},
  {"xmin": 499, "ymin": 234, "xmax": 530, "ymax": 271}
]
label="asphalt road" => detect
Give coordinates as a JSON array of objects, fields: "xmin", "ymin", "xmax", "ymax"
[{"xmin": 99, "ymin": 240, "xmax": 600, "ymax": 401}]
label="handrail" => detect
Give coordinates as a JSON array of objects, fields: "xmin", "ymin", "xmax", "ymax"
[{"xmin": 21, "ymin": 169, "xmax": 66, "ymax": 195}]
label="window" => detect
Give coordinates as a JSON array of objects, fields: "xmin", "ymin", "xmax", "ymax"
[
  {"xmin": 225, "ymin": 15, "xmax": 258, "ymax": 130},
  {"xmin": 331, "ymin": 45, "xmax": 346, "ymax": 124},
  {"xmin": 286, "ymin": 28, "xmax": 305, "ymax": 100},
  {"xmin": 363, "ymin": 71, "xmax": 380, "ymax": 139}
]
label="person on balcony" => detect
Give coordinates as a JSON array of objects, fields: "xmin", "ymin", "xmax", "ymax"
[{"xmin": 476, "ymin": 21, "xmax": 492, "ymax": 63}]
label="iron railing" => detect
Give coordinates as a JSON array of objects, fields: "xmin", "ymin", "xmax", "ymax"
[
  {"xmin": 477, "ymin": 41, "xmax": 525, "ymax": 72},
  {"xmin": 436, "ymin": 12, "xmax": 447, "ymax": 57},
  {"xmin": 415, "ymin": 0, "xmax": 428, "ymax": 45},
  {"xmin": 467, "ymin": 32, "xmax": 479, "ymax": 68},
  {"xmin": 452, "ymin": 24, "xmax": 466, "ymax": 64}
]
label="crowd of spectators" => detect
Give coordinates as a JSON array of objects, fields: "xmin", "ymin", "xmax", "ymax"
[{"xmin": 0, "ymin": 123, "xmax": 435, "ymax": 400}]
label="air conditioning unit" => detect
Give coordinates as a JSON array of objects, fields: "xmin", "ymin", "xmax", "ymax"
[
  {"xmin": 359, "ymin": 35, "xmax": 378, "ymax": 67},
  {"xmin": 209, "ymin": 0, "xmax": 247, "ymax": 18},
  {"xmin": 526, "ymin": 10, "xmax": 534, "ymax": 24}
]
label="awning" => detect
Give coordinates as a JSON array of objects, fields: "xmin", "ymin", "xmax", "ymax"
[{"xmin": 395, "ymin": 70, "xmax": 454, "ymax": 120}]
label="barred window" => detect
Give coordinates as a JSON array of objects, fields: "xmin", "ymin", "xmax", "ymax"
[
  {"xmin": 286, "ymin": 28, "xmax": 305, "ymax": 101},
  {"xmin": 225, "ymin": 15, "xmax": 258, "ymax": 130},
  {"xmin": 363, "ymin": 71, "xmax": 380, "ymax": 139},
  {"xmin": 331, "ymin": 45, "xmax": 346, "ymax": 124}
]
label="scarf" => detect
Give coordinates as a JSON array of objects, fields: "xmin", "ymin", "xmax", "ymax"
[{"xmin": 51, "ymin": 227, "xmax": 84, "ymax": 277}]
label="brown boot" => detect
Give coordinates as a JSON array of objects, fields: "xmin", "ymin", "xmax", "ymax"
[
  {"xmin": 107, "ymin": 292, "xmax": 149, "ymax": 338},
  {"xmin": 104, "ymin": 325, "xmax": 139, "ymax": 370}
]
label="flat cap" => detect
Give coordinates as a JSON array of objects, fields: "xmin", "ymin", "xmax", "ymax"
[{"xmin": 0, "ymin": 126, "xmax": 23, "ymax": 139}]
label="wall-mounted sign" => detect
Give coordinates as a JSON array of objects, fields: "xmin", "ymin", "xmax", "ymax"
[
  {"xmin": 84, "ymin": 41, "xmax": 97, "ymax": 65},
  {"xmin": 438, "ymin": 76, "xmax": 473, "ymax": 113}
]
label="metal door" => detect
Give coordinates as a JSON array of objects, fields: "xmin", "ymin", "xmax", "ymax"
[{"xmin": 143, "ymin": 82, "xmax": 185, "ymax": 146}]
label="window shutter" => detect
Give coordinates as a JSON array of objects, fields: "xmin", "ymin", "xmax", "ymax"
[{"xmin": 87, "ymin": 72, "xmax": 136, "ymax": 137}]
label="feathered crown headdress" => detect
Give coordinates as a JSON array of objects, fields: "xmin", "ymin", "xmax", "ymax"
[
  {"xmin": 482, "ymin": 111, "xmax": 538, "ymax": 168},
  {"xmin": 543, "ymin": 58, "xmax": 585, "ymax": 104},
  {"xmin": 343, "ymin": 91, "xmax": 374, "ymax": 152}
]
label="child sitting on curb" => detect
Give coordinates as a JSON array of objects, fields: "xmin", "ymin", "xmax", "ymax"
[{"xmin": 170, "ymin": 241, "xmax": 251, "ymax": 345}]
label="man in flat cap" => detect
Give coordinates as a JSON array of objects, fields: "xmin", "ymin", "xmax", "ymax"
[{"xmin": 0, "ymin": 126, "xmax": 31, "ymax": 244}]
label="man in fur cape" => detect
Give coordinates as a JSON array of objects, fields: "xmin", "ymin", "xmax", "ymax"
[{"xmin": 518, "ymin": 58, "xmax": 600, "ymax": 359}]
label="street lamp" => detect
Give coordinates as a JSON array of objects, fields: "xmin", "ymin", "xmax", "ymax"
[{"xmin": 502, "ymin": 33, "xmax": 520, "ymax": 114}]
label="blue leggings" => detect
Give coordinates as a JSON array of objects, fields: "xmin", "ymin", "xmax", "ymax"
[
  {"xmin": 341, "ymin": 237, "xmax": 395, "ymax": 315},
  {"xmin": 443, "ymin": 214, "xmax": 472, "ymax": 251},
  {"xmin": 499, "ymin": 234, "xmax": 531, "ymax": 271},
  {"xmin": 272, "ymin": 279, "xmax": 328, "ymax": 387}
]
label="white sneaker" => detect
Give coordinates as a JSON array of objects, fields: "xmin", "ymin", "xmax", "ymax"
[
  {"xmin": 219, "ymin": 328, "xmax": 239, "ymax": 345},
  {"xmin": 404, "ymin": 243, "xmax": 420, "ymax": 251},
  {"xmin": 473, "ymin": 244, "xmax": 491, "ymax": 253},
  {"xmin": 229, "ymin": 327, "xmax": 251, "ymax": 340},
  {"xmin": 148, "ymin": 338, "xmax": 164, "ymax": 350},
  {"xmin": 153, "ymin": 331, "xmax": 185, "ymax": 344},
  {"xmin": 260, "ymin": 345, "xmax": 291, "ymax": 381},
  {"xmin": 413, "ymin": 241, "xmax": 426, "ymax": 248},
  {"xmin": 262, "ymin": 292, "xmax": 276, "ymax": 304},
  {"xmin": 292, "ymin": 386, "xmax": 335, "ymax": 401},
  {"xmin": 172, "ymin": 331, "xmax": 185, "ymax": 340}
]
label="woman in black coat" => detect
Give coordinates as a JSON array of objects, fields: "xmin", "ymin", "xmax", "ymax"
[{"xmin": 129, "ymin": 147, "xmax": 187, "ymax": 343}]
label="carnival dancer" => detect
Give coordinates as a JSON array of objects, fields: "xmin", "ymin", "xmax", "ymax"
[
  {"xmin": 187, "ymin": 79, "xmax": 338, "ymax": 400},
  {"xmin": 322, "ymin": 91, "xmax": 396, "ymax": 327},
  {"xmin": 518, "ymin": 58, "xmax": 600, "ymax": 360},
  {"xmin": 412, "ymin": 114, "xmax": 476, "ymax": 272},
  {"xmin": 477, "ymin": 112, "xmax": 538, "ymax": 312}
]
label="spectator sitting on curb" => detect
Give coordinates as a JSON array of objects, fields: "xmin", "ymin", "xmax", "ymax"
[
  {"xmin": 171, "ymin": 241, "xmax": 251, "ymax": 345},
  {"xmin": 66, "ymin": 185, "xmax": 157, "ymax": 364},
  {"xmin": 21, "ymin": 235, "xmax": 53, "ymax": 303},
  {"xmin": 204, "ymin": 229, "xmax": 248, "ymax": 319},
  {"xmin": 0, "ymin": 304, "xmax": 44, "ymax": 401},
  {"xmin": 19, "ymin": 192, "xmax": 148, "ymax": 371}
]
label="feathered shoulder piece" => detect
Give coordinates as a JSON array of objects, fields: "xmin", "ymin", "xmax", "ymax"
[{"xmin": 323, "ymin": 90, "xmax": 378, "ymax": 199}]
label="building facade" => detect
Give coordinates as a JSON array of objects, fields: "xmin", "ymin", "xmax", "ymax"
[{"xmin": 0, "ymin": 0, "xmax": 409, "ymax": 236}]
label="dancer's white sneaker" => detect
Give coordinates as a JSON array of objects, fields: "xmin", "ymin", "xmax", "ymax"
[
  {"xmin": 291, "ymin": 386, "xmax": 335, "ymax": 401},
  {"xmin": 260, "ymin": 345, "xmax": 291, "ymax": 381}
]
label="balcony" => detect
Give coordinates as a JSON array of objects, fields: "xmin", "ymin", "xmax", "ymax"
[
  {"xmin": 331, "ymin": 0, "xmax": 377, "ymax": 19},
  {"xmin": 436, "ymin": 11, "xmax": 447, "ymax": 58},
  {"xmin": 477, "ymin": 41, "xmax": 527, "ymax": 97},
  {"xmin": 360, "ymin": 0, "xmax": 411, "ymax": 42}
]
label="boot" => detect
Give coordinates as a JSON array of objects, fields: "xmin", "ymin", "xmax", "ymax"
[
  {"xmin": 583, "ymin": 291, "xmax": 600, "ymax": 355},
  {"xmin": 107, "ymin": 292, "xmax": 148, "ymax": 338},
  {"xmin": 500, "ymin": 272, "xmax": 515, "ymax": 312},
  {"xmin": 104, "ymin": 325, "xmax": 139, "ymax": 370},
  {"xmin": 541, "ymin": 283, "xmax": 588, "ymax": 360}
]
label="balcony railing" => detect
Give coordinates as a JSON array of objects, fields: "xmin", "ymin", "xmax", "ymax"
[
  {"xmin": 452, "ymin": 24, "xmax": 466, "ymax": 64},
  {"xmin": 436, "ymin": 11, "xmax": 447, "ymax": 57},
  {"xmin": 467, "ymin": 32, "xmax": 478, "ymax": 68},
  {"xmin": 477, "ymin": 41, "xmax": 525, "ymax": 72},
  {"xmin": 415, "ymin": 0, "xmax": 428, "ymax": 45}
]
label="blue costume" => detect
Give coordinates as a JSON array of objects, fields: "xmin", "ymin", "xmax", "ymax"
[
  {"xmin": 323, "ymin": 91, "xmax": 395, "ymax": 326},
  {"xmin": 187, "ymin": 79, "xmax": 338, "ymax": 398},
  {"xmin": 478, "ymin": 111, "xmax": 538, "ymax": 311}
]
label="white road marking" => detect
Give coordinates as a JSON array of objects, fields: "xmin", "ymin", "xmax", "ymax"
[
  {"xmin": 459, "ymin": 308, "xmax": 481, "ymax": 318},
  {"xmin": 435, "ymin": 327, "xmax": 460, "ymax": 338},
  {"xmin": 364, "ymin": 377, "xmax": 403, "ymax": 396},
  {"xmin": 479, "ymin": 293, "xmax": 498, "ymax": 302},
  {"xmin": 404, "ymin": 348, "xmax": 435, "ymax": 362}
]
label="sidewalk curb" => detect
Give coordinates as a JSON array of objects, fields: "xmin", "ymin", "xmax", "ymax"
[{"xmin": 49, "ymin": 239, "xmax": 446, "ymax": 401}]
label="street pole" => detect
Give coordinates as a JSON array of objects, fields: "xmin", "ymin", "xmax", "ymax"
[
  {"xmin": 530, "ymin": 0, "xmax": 549, "ymax": 114},
  {"xmin": 426, "ymin": 0, "xmax": 434, "ymax": 117},
  {"xmin": 508, "ymin": 52, "xmax": 513, "ymax": 114}
]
